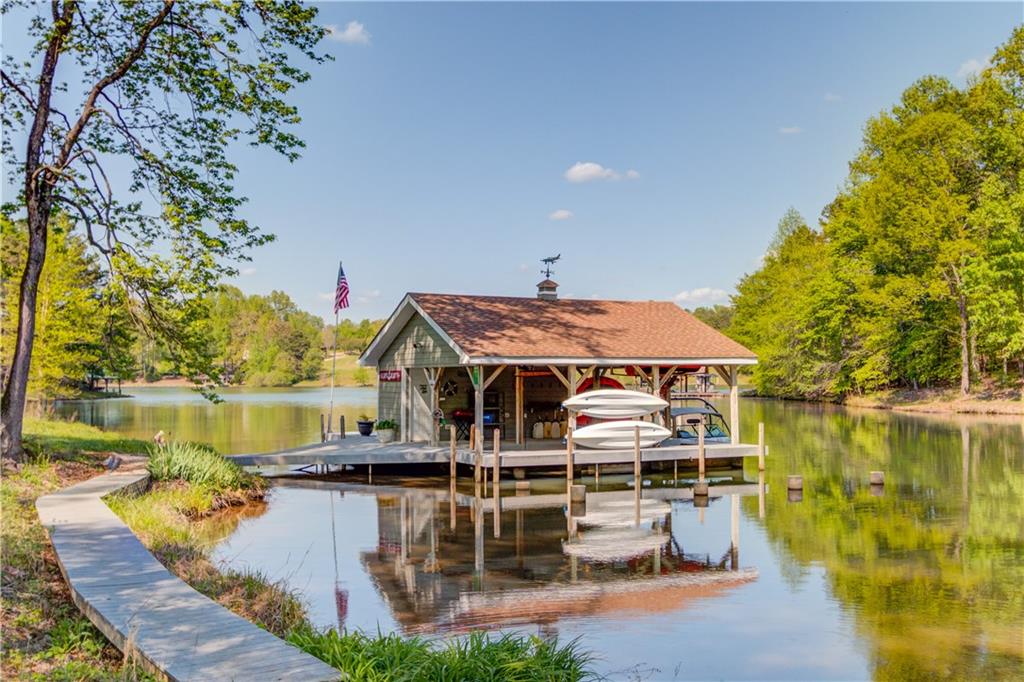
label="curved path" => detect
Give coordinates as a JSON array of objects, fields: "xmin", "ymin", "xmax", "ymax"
[{"xmin": 36, "ymin": 466, "xmax": 338, "ymax": 681}]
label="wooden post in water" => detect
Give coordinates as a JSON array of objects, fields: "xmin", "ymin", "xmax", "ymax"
[
  {"xmin": 698, "ymin": 417, "xmax": 706, "ymax": 481},
  {"xmin": 492, "ymin": 430, "xmax": 501, "ymax": 538},
  {"xmin": 320, "ymin": 414, "xmax": 326, "ymax": 443},
  {"xmin": 565, "ymin": 428, "xmax": 574, "ymax": 494},
  {"xmin": 758, "ymin": 470, "xmax": 766, "ymax": 520},
  {"xmin": 634, "ymin": 425, "xmax": 642, "ymax": 527},
  {"xmin": 449, "ymin": 425, "xmax": 457, "ymax": 480},
  {"xmin": 338, "ymin": 415, "xmax": 346, "ymax": 438},
  {"xmin": 757, "ymin": 422, "xmax": 765, "ymax": 471},
  {"xmin": 492, "ymin": 429, "xmax": 501, "ymax": 499}
]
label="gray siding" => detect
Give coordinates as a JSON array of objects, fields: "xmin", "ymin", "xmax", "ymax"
[
  {"xmin": 376, "ymin": 313, "xmax": 462, "ymax": 423},
  {"xmin": 379, "ymin": 314, "xmax": 461, "ymax": 369}
]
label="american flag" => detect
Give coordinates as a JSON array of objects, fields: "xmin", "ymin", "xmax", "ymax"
[{"xmin": 334, "ymin": 262, "xmax": 350, "ymax": 312}]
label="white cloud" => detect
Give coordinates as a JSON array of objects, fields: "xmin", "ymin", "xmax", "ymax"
[
  {"xmin": 563, "ymin": 161, "xmax": 640, "ymax": 184},
  {"xmin": 957, "ymin": 56, "xmax": 990, "ymax": 79},
  {"xmin": 327, "ymin": 21, "xmax": 370, "ymax": 45},
  {"xmin": 317, "ymin": 292, "xmax": 334, "ymax": 301},
  {"xmin": 779, "ymin": 126, "xmax": 802, "ymax": 135},
  {"xmin": 548, "ymin": 209, "xmax": 574, "ymax": 221},
  {"xmin": 240, "ymin": 267, "xmax": 256, "ymax": 276},
  {"xmin": 565, "ymin": 161, "xmax": 618, "ymax": 183},
  {"xmin": 674, "ymin": 287, "xmax": 729, "ymax": 306},
  {"xmin": 823, "ymin": 92, "xmax": 842, "ymax": 102},
  {"xmin": 355, "ymin": 288, "xmax": 381, "ymax": 305}
]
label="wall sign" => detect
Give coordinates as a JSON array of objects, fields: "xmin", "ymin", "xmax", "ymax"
[{"xmin": 378, "ymin": 369, "xmax": 402, "ymax": 382}]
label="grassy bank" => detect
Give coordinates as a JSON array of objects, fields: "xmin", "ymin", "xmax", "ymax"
[
  {"xmin": 1, "ymin": 420, "xmax": 154, "ymax": 680},
  {"xmin": 843, "ymin": 381, "xmax": 1023, "ymax": 415},
  {"xmin": 108, "ymin": 439, "xmax": 596, "ymax": 680}
]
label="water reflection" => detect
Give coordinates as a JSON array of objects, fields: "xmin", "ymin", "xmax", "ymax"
[
  {"xmin": 328, "ymin": 478, "xmax": 760, "ymax": 636},
  {"xmin": 210, "ymin": 400, "xmax": 1023, "ymax": 679},
  {"xmin": 54, "ymin": 386, "xmax": 376, "ymax": 454}
]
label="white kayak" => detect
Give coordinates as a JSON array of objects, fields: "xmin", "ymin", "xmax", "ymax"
[
  {"xmin": 571, "ymin": 420, "xmax": 672, "ymax": 449},
  {"xmin": 563, "ymin": 389, "xmax": 668, "ymax": 419}
]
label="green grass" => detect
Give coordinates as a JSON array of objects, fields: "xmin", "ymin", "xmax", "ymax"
[
  {"xmin": 23, "ymin": 417, "xmax": 151, "ymax": 459},
  {"xmin": 1, "ymin": 455, "xmax": 153, "ymax": 680},
  {"xmin": 287, "ymin": 627, "xmax": 595, "ymax": 682}
]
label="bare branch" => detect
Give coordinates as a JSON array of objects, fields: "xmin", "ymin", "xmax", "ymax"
[{"xmin": 1, "ymin": 69, "xmax": 35, "ymax": 108}]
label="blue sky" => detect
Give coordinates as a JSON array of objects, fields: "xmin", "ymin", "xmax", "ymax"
[{"xmin": 4, "ymin": 3, "xmax": 1022, "ymax": 321}]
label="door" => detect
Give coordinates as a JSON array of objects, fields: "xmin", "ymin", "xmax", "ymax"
[{"xmin": 409, "ymin": 369, "xmax": 433, "ymax": 442}]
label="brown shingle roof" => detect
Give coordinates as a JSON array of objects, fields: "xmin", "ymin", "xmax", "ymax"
[{"xmin": 409, "ymin": 293, "xmax": 755, "ymax": 361}]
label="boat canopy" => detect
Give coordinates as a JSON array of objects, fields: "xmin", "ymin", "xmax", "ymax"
[{"xmin": 671, "ymin": 406, "xmax": 721, "ymax": 418}]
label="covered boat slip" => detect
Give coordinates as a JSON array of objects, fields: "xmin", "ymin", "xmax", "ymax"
[{"xmin": 351, "ymin": 288, "xmax": 761, "ymax": 471}]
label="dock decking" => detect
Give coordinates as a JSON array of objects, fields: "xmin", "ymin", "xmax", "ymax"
[
  {"xmin": 36, "ymin": 466, "xmax": 339, "ymax": 681},
  {"xmin": 227, "ymin": 433, "xmax": 761, "ymax": 471}
]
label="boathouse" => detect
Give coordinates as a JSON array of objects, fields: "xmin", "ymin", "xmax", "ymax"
[{"xmin": 358, "ymin": 281, "xmax": 757, "ymax": 448}]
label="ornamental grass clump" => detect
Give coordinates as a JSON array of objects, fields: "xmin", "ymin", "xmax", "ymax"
[
  {"xmin": 147, "ymin": 441, "xmax": 262, "ymax": 494},
  {"xmin": 286, "ymin": 627, "xmax": 595, "ymax": 681}
]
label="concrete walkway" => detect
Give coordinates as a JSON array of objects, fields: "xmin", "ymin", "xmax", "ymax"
[{"xmin": 36, "ymin": 466, "xmax": 338, "ymax": 681}]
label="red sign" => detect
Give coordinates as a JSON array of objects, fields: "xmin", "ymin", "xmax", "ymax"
[{"xmin": 378, "ymin": 369, "xmax": 402, "ymax": 382}]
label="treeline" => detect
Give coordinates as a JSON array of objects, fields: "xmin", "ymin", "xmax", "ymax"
[
  {"xmin": 1, "ymin": 217, "xmax": 135, "ymax": 397},
  {"xmin": 723, "ymin": 28, "xmax": 1024, "ymax": 400},
  {"xmin": 1, "ymin": 216, "xmax": 385, "ymax": 395}
]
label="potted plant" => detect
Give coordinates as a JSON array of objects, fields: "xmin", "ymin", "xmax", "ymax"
[
  {"xmin": 356, "ymin": 414, "xmax": 375, "ymax": 437},
  {"xmin": 376, "ymin": 419, "xmax": 397, "ymax": 444}
]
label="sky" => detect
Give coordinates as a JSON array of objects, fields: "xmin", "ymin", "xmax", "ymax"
[{"xmin": 3, "ymin": 2, "xmax": 1022, "ymax": 322}]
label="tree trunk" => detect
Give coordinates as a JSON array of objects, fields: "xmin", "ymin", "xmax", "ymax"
[
  {"xmin": 956, "ymin": 289, "xmax": 971, "ymax": 396},
  {"xmin": 1, "ymin": 208, "xmax": 50, "ymax": 460},
  {"xmin": 0, "ymin": 8, "xmax": 68, "ymax": 460}
]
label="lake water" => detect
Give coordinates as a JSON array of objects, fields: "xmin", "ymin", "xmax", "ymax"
[
  {"xmin": 54, "ymin": 386, "xmax": 376, "ymax": 454},
  {"xmin": 63, "ymin": 389, "xmax": 1023, "ymax": 679}
]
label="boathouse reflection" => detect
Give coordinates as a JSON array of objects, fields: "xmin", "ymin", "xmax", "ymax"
[{"xmin": 351, "ymin": 482, "xmax": 760, "ymax": 635}]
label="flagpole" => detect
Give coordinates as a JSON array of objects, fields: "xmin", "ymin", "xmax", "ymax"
[{"xmin": 328, "ymin": 309, "xmax": 340, "ymax": 435}]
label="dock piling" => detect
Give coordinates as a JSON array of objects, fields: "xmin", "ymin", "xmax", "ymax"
[
  {"xmin": 634, "ymin": 426, "xmax": 641, "ymax": 526},
  {"xmin": 492, "ymin": 429, "xmax": 501, "ymax": 501},
  {"xmin": 449, "ymin": 425, "xmax": 457, "ymax": 481},
  {"xmin": 870, "ymin": 471, "xmax": 885, "ymax": 486},
  {"xmin": 566, "ymin": 427, "xmax": 574, "ymax": 493},
  {"xmin": 320, "ymin": 414, "xmax": 325, "ymax": 443},
  {"xmin": 757, "ymin": 422, "xmax": 765, "ymax": 471},
  {"xmin": 698, "ymin": 417, "xmax": 706, "ymax": 480},
  {"xmin": 338, "ymin": 416, "xmax": 345, "ymax": 438}
]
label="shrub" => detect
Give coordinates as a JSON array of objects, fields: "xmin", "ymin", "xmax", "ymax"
[{"xmin": 147, "ymin": 441, "xmax": 261, "ymax": 493}]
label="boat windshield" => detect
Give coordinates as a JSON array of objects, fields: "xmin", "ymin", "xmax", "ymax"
[{"xmin": 672, "ymin": 412, "xmax": 730, "ymax": 440}]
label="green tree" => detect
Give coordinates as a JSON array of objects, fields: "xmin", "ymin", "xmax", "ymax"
[
  {"xmin": 0, "ymin": 0, "xmax": 326, "ymax": 458},
  {"xmin": 730, "ymin": 27, "xmax": 1024, "ymax": 399},
  {"xmin": 690, "ymin": 304, "xmax": 735, "ymax": 331},
  {"xmin": 1, "ymin": 215, "xmax": 134, "ymax": 397}
]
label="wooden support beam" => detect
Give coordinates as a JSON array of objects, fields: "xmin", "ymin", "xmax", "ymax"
[
  {"xmin": 659, "ymin": 366, "xmax": 679, "ymax": 389},
  {"xmin": 483, "ymin": 364, "xmax": 507, "ymax": 389},
  {"xmin": 631, "ymin": 365, "xmax": 651, "ymax": 388},
  {"xmin": 730, "ymin": 366, "xmax": 740, "ymax": 445},
  {"xmin": 515, "ymin": 370, "xmax": 524, "ymax": 446},
  {"xmin": 547, "ymin": 365, "xmax": 570, "ymax": 389},
  {"xmin": 652, "ymin": 366, "xmax": 661, "ymax": 425}
]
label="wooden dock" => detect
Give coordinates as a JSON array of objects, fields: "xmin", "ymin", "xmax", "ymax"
[
  {"xmin": 36, "ymin": 466, "xmax": 339, "ymax": 681},
  {"xmin": 227, "ymin": 433, "xmax": 760, "ymax": 472}
]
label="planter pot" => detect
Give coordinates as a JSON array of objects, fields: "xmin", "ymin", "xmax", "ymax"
[
  {"xmin": 356, "ymin": 420, "xmax": 374, "ymax": 437},
  {"xmin": 377, "ymin": 428, "xmax": 396, "ymax": 444}
]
